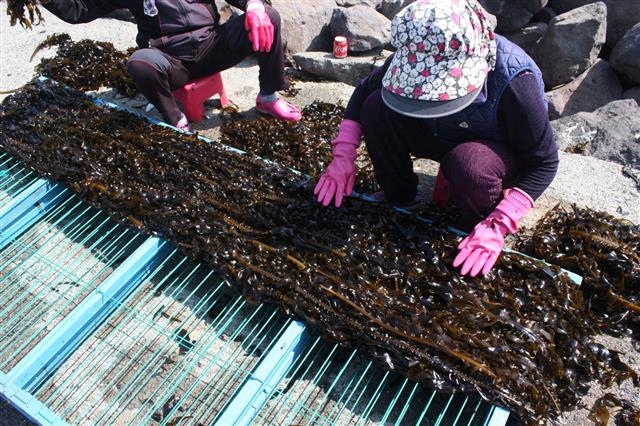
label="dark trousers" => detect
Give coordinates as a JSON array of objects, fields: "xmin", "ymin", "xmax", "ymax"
[
  {"xmin": 361, "ymin": 89, "xmax": 520, "ymax": 231},
  {"xmin": 126, "ymin": 6, "xmax": 287, "ymax": 125}
]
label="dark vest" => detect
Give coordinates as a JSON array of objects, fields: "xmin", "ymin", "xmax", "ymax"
[{"xmin": 428, "ymin": 35, "xmax": 546, "ymax": 148}]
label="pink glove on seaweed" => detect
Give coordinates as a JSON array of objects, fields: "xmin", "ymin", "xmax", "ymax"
[
  {"xmin": 453, "ymin": 187, "xmax": 534, "ymax": 277},
  {"xmin": 244, "ymin": 0, "xmax": 274, "ymax": 52},
  {"xmin": 314, "ymin": 119, "xmax": 362, "ymax": 208}
]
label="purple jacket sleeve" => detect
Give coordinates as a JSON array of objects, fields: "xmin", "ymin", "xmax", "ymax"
[
  {"xmin": 497, "ymin": 73, "xmax": 559, "ymax": 200},
  {"xmin": 41, "ymin": 0, "xmax": 127, "ymax": 23}
]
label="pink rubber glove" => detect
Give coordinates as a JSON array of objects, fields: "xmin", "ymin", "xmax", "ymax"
[
  {"xmin": 453, "ymin": 187, "xmax": 534, "ymax": 277},
  {"xmin": 313, "ymin": 119, "xmax": 362, "ymax": 208},
  {"xmin": 244, "ymin": 0, "xmax": 274, "ymax": 52}
]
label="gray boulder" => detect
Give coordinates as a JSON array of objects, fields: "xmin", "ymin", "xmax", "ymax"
[
  {"xmin": 547, "ymin": 0, "xmax": 596, "ymax": 13},
  {"xmin": 479, "ymin": 0, "xmax": 547, "ymax": 32},
  {"xmin": 330, "ymin": 5, "xmax": 392, "ymax": 53},
  {"xmin": 375, "ymin": 0, "xmax": 415, "ymax": 19},
  {"xmin": 609, "ymin": 22, "xmax": 640, "ymax": 84},
  {"xmin": 547, "ymin": 0, "xmax": 640, "ymax": 47},
  {"xmin": 272, "ymin": 0, "xmax": 335, "ymax": 54},
  {"xmin": 545, "ymin": 59, "xmax": 622, "ymax": 119},
  {"xmin": 534, "ymin": 2, "xmax": 607, "ymax": 88},
  {"xmin": 605, "ymin": 0, "xmax": 640, "ymax": 48},
  {"xmin": 551, "ymin": 99, "xmax": 640, "ymax": 169},
  {"xmin": 293, "ymin": 50, "xmax": 393, "ymax": 86},
  {"xmin": 622, "ymin": 86, "xmax": 640, "ymax": 106},
  {"xmin": 504, "ymin": 22, "xmax": 548, "ymax": 55}
]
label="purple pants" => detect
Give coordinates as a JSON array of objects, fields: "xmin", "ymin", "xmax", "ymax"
[
  {"xmin": 361, "ymin": 89, "xmax": 520, "ymax": 231},
  {"xmin": 126, "ymin": 6, "xmax": 287, "ymax": 125}
]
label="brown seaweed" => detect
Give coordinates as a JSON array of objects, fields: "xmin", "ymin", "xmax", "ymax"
[
  {"xmin": 1, "ymin": 80, "xmax": 639, "ymax": 425},
  {"xmin": 220, "ymin": 102, "xmax": 380, "ymax": 196},
  {"xmin": 589, "ymin": 393, "xmax": 640, "ymax": 426},
  {"xmin": 516, "ymin": 204, "xmax": 640, "ymax": 343},
  {"xmin": 30, "ymin": 33, "xmax": 72, "ymax": 61},
  {"xmin": 34, "ymin": 35, "xmax": 138, "ymax": 97},
  {"xmin": 6, "ymin": 0, "xmax": 43, "ymax": 29}
]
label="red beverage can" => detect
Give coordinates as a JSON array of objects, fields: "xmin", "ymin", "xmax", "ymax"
[{"xmin": 333, "ymin": 36, "xmax": 348, "ymax": 59}]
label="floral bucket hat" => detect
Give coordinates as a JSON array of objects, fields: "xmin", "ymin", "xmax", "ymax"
[{"xmin": 381, "ymin": 0, "xmax": 497, "ymax": 118}]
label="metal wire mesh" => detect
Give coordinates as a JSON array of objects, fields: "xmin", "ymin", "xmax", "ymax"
[
  {"xmin": 0, "ymin": 150, "xmax": 38, "ymax": 203},
  {"xmin": 34, "ymin": 248, "xmax": 294, "ymax": 425},
  {"xmin": 0, "ymin": 193, "xmax": 146, "ymax": 373},
  {"xmin": 253, "ymin": 335, "xmax": 493, "ymax": 426}
]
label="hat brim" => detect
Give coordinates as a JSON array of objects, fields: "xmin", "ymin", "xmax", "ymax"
[{"xmin": 381, "ymin": 85, "xmax": 484, "ymax": 119}]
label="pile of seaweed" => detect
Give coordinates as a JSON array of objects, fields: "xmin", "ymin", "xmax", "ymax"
[
  {"xmin": 32, "ymin": 34, "xmax": 138, "ymax": 97},
  {"xmin": 516, "ymin": 206, "xmax": 640, "ymax": 342},
  {"xmin": 220, "ymin": 102, "xmax": 380, "ymax": 196},
  {"xmin": 2, "ymin": 80, "xmax": 638, "ymax": 424},
  {"xmin": 515, "ymin": 206, "xmax": 640, "ymax": 425}
]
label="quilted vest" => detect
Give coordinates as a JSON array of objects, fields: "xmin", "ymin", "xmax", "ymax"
[{"xmin": 427, "ymin": 34, "xmax": 546, "ymax": 149}]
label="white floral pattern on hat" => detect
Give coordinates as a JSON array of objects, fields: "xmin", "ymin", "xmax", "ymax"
[{"xmin": 382, "ymin": 0, "xmax": 497, "ymax": 103}]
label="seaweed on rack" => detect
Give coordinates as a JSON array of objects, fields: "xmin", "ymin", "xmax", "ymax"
[
  {"xmin": 6, "ymin": 0, "xmax": 43, "ymax": 29},
  {"xmin": 220, "ymin": 102, "xmax": 460, "ymax": 227},
  {"xmin": 1, "ymin": 80, "xmax": 638, "ymax": 425},
  {"xmin": 220, "ymin": 102, "xmax": 380, "ymax": 195},
  {"xmin": 515, "ymin": 204, "xmax": 640, "ymax": 343},
  {"xmin": 34, "ymin": 34, "xmax": 138, "ymax": 97}
]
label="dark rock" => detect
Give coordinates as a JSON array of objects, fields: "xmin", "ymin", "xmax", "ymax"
[
  {"xmin": 534, "ymin": 2, "xmax": 607, "ymax": 88},
  {"xmin": 546, "ymin": 59, "xmax": 622, "ymax": 119},
  {"xmin": 479, "ymin": 0, "xmax": 547, "ymax": 33},
  {"xmin": 609, "ymin": 23, "xmax": 640, "ymax": 84},
  {"xmin": 504, "ymin": 22, "xmax": 548, "ymax": 55},
  {"xmin": 551, "ymin": 99, "xmax": 640, "ymax": 168}
]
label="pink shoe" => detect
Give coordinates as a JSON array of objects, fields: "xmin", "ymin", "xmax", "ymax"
[{"xmin": 255, "ymin": 97, "xmax": 302, "ymax": 122}]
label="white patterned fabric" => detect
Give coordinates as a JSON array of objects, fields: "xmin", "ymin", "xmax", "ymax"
[{"xmin": 382, "ymin": 0, "xmax": 496, "ymax": 104}]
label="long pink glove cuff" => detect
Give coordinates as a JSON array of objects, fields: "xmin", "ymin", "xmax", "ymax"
[
  {"xmin": 332, "ymin": 119, "xmax": 362, "ymax": 149},
  {"xmin": 332, "ymin": 142, "xmax": 358, "ymax": 163},
  {"xmin": 453, "ymin": 187, "xmax": 533, "ymax": 277},
  {"xmin": 489, "ymin": 187, "xmax": 534, "ymax": 234},
  {"xmin": 246, "ymin": 0, "xmax": 265, "ymax": 12}
]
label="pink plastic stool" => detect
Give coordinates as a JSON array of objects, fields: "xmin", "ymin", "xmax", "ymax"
[{"xmin": 172, "ymin": 73, "xmax": 230, "ymax": 122}]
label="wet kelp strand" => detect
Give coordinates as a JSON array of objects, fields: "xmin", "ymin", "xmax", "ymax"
[
  {"xmin": 220, "ymin": 101, "xmax": 380, "ymax": 196},
  {"xmin": 6, "ymin": 0, "xmax": 43, "ymax": 29},
  {"xmin": 1, "ymin": 81, "xmax": 638, "ymax": 424}
]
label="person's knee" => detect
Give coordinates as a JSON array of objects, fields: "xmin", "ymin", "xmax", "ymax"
[
  {"xmin": 444, "ymin": 142, "xmax": 507, "ymax": 191},
  {"xmin": 126, "ymin": 49, "xmax": 169, "ymax": 82},
  {"xmin": 265, "ymin": 5, "xmax": 281, "ymax": 27}
]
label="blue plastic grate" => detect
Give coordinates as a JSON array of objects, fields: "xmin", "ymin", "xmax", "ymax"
[
  {"xmin": 0, "ymin": 192, "xmax": 146, "ymax": 374},
  {"xmin": 33, "ymin": 250, "xmax": 295, "ymax": 425},
  {"xmin": 252, "ymin": 335, "xmax": 493, "ymax": 426}
]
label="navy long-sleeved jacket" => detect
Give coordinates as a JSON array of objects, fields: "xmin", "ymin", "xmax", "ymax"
[
  {"xmin": 344, "ymin": 39, "xmax": 559, "ymax": 201},
  {"xmin": 42, "ymin": 0, "xmax": 249, "ymax": 60}
]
